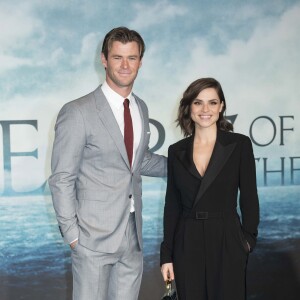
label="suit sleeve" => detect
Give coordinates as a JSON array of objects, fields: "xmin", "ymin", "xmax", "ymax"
[
  {"xmin": 48, "ymin": 102, "xmax": 86, "ymax": 244},
  {"xmin": 239, "ymin": 136, "xmax": 260, "ymax": 251},
  {"xmin": 140, "ymin": 149, "xmax": 167, "ymax": 177},
  {"xmin": 160, "ymin": 146, "xmax": 182, "ymax": 265},
  {"xmin": 139, "ymin": 100, "xmax": 167, "ymax": 177}
]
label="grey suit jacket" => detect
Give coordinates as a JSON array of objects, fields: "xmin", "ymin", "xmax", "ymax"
[{"xmin": 48, "ymin": 85, "xmax": 167, "ymax": 253}]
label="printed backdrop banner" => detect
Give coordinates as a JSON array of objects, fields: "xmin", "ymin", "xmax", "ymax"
[{"xmin": 0, "ymin": 1, "xmax": 299, "ymax": 299}]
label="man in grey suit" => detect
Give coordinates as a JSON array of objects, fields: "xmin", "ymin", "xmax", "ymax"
[{"xmin": 48, "ymin": 27, "xmax": 167, "ymax": 300}]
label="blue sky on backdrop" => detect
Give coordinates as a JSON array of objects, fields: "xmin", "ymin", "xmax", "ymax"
[{"xmin": 0, "ymin": 0, "xmax": 299, "ymax": 191}]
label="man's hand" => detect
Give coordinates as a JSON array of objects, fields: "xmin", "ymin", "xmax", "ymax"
[
  {"xmin": 161, "ymin": 263, "xmax": 175, "ymax": 282},
  {"xmin": 70, "ymin": 239, "xmax": 78, "ymax": 250}
]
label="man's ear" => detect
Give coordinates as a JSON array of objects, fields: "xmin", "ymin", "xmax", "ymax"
[
  {"xmin": 139, "ymin": 59, "xmax": 143, "ymax": 68},
  {"xmin": 101, "ymin": 53, "xmax": 107, "ymax": 68}
]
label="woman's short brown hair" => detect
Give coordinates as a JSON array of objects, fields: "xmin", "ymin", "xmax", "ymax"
[{"xmin": 177, "ymin": 77, "xmax": 233, "ymax": 137}]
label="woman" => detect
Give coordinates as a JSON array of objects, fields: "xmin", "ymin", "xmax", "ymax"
[{"xmin": 160, "ymin": 78, "xmax": 259, "ymax": 300}]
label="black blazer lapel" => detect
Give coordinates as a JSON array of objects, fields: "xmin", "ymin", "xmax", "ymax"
[
  {"xmin": 176, "ymin": 136, "xmax": 202, "ymax": 180},
  {"xmin": 192, "ymin": 132, "xmax": 237, "ymax": 209}
]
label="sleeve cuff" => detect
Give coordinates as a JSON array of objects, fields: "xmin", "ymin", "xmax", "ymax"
[{"xmin": 62, "ymin": 225, "xmax": 80, "ymax": 245}]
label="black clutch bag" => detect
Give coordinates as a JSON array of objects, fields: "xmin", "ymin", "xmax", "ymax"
[{"xmin": 161, "ymin": 280, "xmax": 177, "ymax": 300}]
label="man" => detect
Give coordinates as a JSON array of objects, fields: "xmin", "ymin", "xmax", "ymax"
[{"xmin": 48, "ymin": 27, "xmax": 167, "ymax": 300}]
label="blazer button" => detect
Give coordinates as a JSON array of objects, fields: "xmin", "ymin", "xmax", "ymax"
[{"xmin": 129, "ymin": 194, "xmax": 132, "ymax": 199}]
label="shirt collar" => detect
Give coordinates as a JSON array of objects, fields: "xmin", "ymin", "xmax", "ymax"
[{"xmin": 101, "ymin": 81, "xmax": 134, "ymax": 110}]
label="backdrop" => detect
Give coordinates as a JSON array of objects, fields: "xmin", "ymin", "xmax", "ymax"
[{"xmin": 0, "ymin": 0, "xmax": 299, "ymax": 299}]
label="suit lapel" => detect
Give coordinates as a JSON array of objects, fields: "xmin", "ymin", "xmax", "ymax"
[
  {"xmin": 132, "ymin": 94, "xmax": 146, "ymax": 171},
  {"xmin": 93, "ymin": 86, "xmax": 130, "ymax": 169},
  {"xmin": 192, "ymin": 131, "xmax": 237, "ymax": 209},
  {"xmin": 176, "ymin": 136, "xmax": 202, "ymax": 180}
]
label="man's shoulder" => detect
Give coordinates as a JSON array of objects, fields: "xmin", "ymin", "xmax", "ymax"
[
  {"xmin": 61, "ymin": 85, "xmax": 103, "ymax": 112},
  {"xmin": 68, "ymin": 86, "xmax": 101, "ymax": 106},
  {"xmin": 133, "ymin": 93, "xmax": 147, "ymax": 106}
]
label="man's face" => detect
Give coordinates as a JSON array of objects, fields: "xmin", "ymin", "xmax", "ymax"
[{"xmin": 101, "ymin": 41, "xmax": 142, "ymax": 93}]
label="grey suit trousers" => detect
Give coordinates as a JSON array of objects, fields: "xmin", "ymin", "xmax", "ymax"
[{"xmin": 71, "ymin": 213, "xmax": 142, "ymax": 300}]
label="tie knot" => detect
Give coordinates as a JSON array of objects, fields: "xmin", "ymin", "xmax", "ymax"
[{"xmin": 123, "ymin": 98, "xmax": 130, "ymax": 107}]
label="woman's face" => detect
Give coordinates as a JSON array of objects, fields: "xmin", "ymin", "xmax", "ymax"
[{"xmin": 190, "ymin": 88, "xmax": 224, "ymax": 130}]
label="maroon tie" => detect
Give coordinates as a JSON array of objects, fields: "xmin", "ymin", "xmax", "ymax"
[{"xmin": 123, "ymin": 98, "xmax": 134, "ymax": 167}]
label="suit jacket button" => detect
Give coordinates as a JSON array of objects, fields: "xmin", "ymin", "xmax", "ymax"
[{"xmin": 129, "ymin": 194, "xmax": 132, "ymax": 199}]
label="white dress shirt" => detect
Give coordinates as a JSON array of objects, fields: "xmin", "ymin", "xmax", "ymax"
[{"xmin": 101, "ymin": 81, "xmax": 142, "ymax": 212}]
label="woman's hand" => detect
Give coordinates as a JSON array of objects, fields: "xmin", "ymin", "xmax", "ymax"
[
  {"xmin": 161, "ymin": 263, "xmax": 175, "ymax": 282},
  {"xmin": 246, "ymin": 240, "xmax": 251, "ymax": 252}
]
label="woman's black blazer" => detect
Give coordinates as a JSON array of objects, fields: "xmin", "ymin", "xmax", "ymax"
[{"xmin": 160, "ymin": 129, "xmax": 260, "ymax": 265}]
